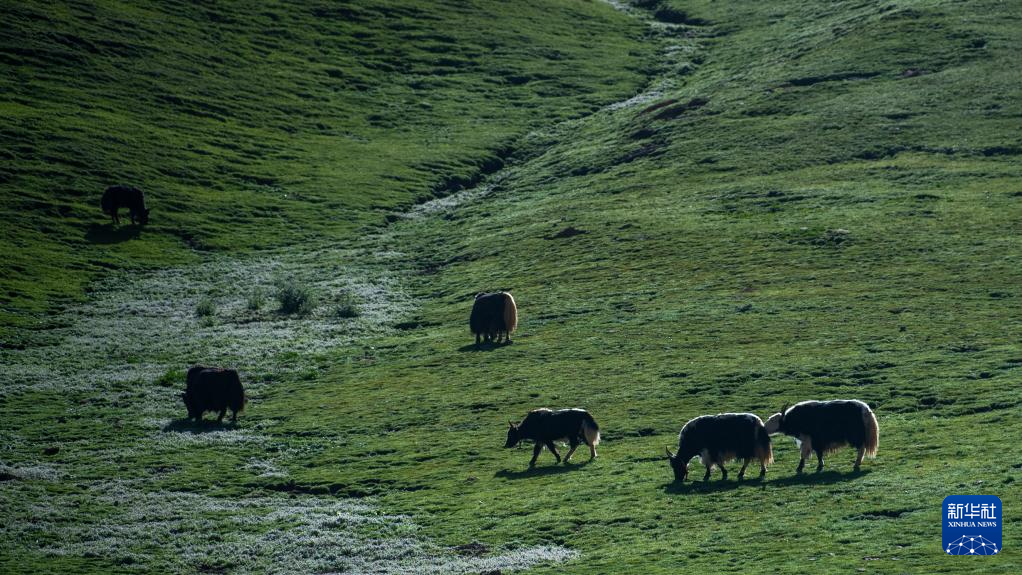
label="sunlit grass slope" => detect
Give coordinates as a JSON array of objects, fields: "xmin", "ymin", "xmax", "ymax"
[
  {"xmin": 2, "ymin": 0, "xmax": 1021, "ymax": 573},
  {"xmin": 266, "ymin": 0, "xmax": 1021, "ymax": 572},
  {"xmin": 0, "ymin": 0, "xmax": 650, "ymax": 329}
]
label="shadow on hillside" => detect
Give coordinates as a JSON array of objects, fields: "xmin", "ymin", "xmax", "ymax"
[
  {"xmin": 663, "ymin": 475, "xmax": 767, "ymax": 495},
  {"xmin": 768, "ymin": 468, "xmax": 871, "ymax": 486},
  {"xmin": 495, "ymin": 460, "xmax": 593, "ymax": 480},
  {"xmin": 457, "ymin": 341, "xmax": 511, "ymax": 352},
  {"xmin": 85, "ymin": 223, "xmax": 141, "ymax": 244},
  {"xmin": 663, "ymin": 468, "xmax": 870, "ymax": 494},
  {"xmin": 161, "ymin": 418, "xmax": 238, "ymax": 433}
]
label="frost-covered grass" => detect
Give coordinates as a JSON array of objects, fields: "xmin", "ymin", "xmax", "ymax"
[
  {"xmin": 0, "ymin": 250, "xmax": 413, "ymax": 399},
  {"xmin": 0, "ymin": 481, "xmax": 575, "ymax": 574},
  {"xmin": 3, "ymin": 0, "xmax": 1022, "ymax": 574},
  {"xmin": 0, "ymin": 246, "xmax": 577, "ymax": 573}
]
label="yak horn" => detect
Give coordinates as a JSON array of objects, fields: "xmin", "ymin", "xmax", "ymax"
[{"xmin": 665, "ymin": 447, "xmax": 675, "ymax": 459}]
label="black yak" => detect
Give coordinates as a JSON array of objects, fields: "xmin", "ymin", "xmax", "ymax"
[
  {"xmin": 505, "ymin": 408, "xmax": 600, "ymax": 466},
  {"xmin": 182, "ymin": 366, "xmax": 246, "ymax": 423},
  {"xmin": 763, "ymin": 399, "xmax": 878, "ymax": 472},
  {"xmin": 101, "ymin": 185, "xmax": 150, "ymax": 225},
  {"xmin": 666, "ymin": 413, "xmax": 773, "ymax": 482},
  {"xmin": 469, "ymin": 291, "xmax": 517, "ymax": 346}
]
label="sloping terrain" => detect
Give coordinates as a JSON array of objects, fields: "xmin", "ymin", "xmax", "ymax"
[
  {"xmin": 0, "ymin": 0, "xmax": 650, "ymax": 331},
  {"xmin": 2, "ymin": 0, "xmax": 1021, "ymax": 574}
]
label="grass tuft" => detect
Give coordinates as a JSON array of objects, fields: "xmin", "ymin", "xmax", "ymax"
[
  {"xmin": 194, "ymin": 298, "xmax": 216, "ymax": 318},
  {"xmin": 275, "ymin": 281, "xmax": 316, "ymax": 316}
]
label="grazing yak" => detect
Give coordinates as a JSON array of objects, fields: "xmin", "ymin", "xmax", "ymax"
[
  {"xmin": 102, "ymin": 185, "xmax": 150, "ymax": 225},
  {"xmin": 182, "ymin": 366, "xmax": 246, "ymax": 423},
  {"xmin": 666, "ymin": 413, "xmax": 773, "ymax": 482},
  {"xmin": 764, "ymin": 399, "xmax": 878, "ymax": 472},
  {"xmin": 505, "ymin": 408, "xmax": 600, "ymax": 466},
  {"xmin": 469, "ymin": 291, "xmax": 517, "ymax": 346}
]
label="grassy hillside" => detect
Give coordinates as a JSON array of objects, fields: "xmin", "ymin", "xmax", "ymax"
[
  {"xmin": 2, "ymin": 0, "xmax": 1021, "ymax": 573},
  {"xmin": 0, "ymin": 0, "xmax": 650, "ymax": 330}
]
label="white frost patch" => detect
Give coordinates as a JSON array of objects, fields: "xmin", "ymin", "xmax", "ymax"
[
  {"xmin": 150, "ymin": 427, "xmax": 270, "ymax": 448},
  {"xmin": 1, "ymin": 481, "xmax": 577, "ymax": 574},
  {"xmin": 0, "ymin": 462, "xmax": 63, "ymax": 481},
  {"xmin": 0, "ymin": 251, "xmax": 414, "ymax": 399},
  {"xmin": 600, "ymin": 0, "xmax": 636, "ymax": 14},
  {"xmin": 402, "ymin": 169, "xmax": 516, "ymax": 219},
  {"xmin": 245, "ymin": 457, "xmax": 289, "ymax": 479}
]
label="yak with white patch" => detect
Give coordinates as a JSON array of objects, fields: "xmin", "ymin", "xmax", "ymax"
[
  {"xmin": 764, "ymin": 399, "xmax": 878, "ymax": 472},
  {"xmin": 469, "ymin": 291, "xmax": 518, "ymax": 346},
  {"xmin": 666, "ymin": 413, "xmax": 773, "ymax": 482},
  {"xmin": 102, "ymin": 185, "xmax": 150, "ymax": 225},
  {"xmin": 182, "ymin": 366, "xmax": 246, "ymax": 423},
  {"xmin": 505, "ymin": 408, "xmax": 600, "ymax": 466}
]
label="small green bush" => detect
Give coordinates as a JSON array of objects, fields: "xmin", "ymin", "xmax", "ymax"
[
  {"xmin": 335, "ymin": 303, "xmax": 359, "ymax": 319},
  {"xmin": 246, "ymin": 288, "xmax": 266, "ymax": 311},
  {"xmin": 276, "ymin": 281, "xmax": 316, "ymax": 315},
  {"xmin": 333, "ymin": 292, "xmax": 361, "ymax": 319},
  {"xmin": 195, "ymin": 298, "xmax": 216, "ymax": 317}
]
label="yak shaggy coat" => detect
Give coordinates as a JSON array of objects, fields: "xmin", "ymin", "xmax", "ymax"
[
  {"xmin": 667, "ymin": 413, "xmax": 773, "ymax": 482},
  {"xmin": 182, "ymin": 366, "xmax": 246, "ymax": 423},
  {"xmin": 469, "ymin": 292, "xmax": 518, "ymax": 346},
  {"xmin": 764, "ymin": 399, "xmax": 878, "ymax": 472},
  {"xmin": 505, "ymin": 408, "xmax": 600, "ymax": 466}
]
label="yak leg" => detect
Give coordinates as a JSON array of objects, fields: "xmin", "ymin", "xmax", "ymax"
[
  {"xmin": 475, "ymin": 333, "xmax": 481, "ymax": 347},
  {"xmin": 544, "ymin": 441, "xmax": 561, "ymax": 463},
  {"xmin": 217, "ymin": 408, "xmax": 227, "ymax": 423},
  {"xmin": 796, "ymin": 436, "xmax": 813, "ymax": 473},
  {"xmin": 529, "ymin": 443, "xmax": 543, "ymax": 467},
  {"xmin": 738, "ymin": 458, "xmax": 750, "ymax": 480},
  {"xmin": 719, "ymin": 463, "xmax": 728, "ymax": 481},
  {"xmin": 815, "ymin": 449, "xmax": 825, "ymax": 472},
  {"xmin": 759, "ymin": 460, "xmax": 768, "ymax": 478},
  {"xmin": 589, "ymin": 441, "xmax": 597, "ymax": 460},
  {"xmin": 111, "ymin": 209, "xmax": 119, "ymax": 225},
  {"xmin": 702, "ymin": 464, "xmax": 712, "ymax": 482},
  {"xmin": 564, "ymin": 439, "xmax": 578, "ymax": 463},
  {"xmin": 231, "ymin": 409, "xmax": 238, "ymax": 423},
  {"xmin": 854, "ymin": 446, "xmax": 865, "ymax": 470}
]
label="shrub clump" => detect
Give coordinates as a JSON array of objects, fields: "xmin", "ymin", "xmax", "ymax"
[
  {"xmin": 334, "ymin": 293, "xmax": 361, "ymax": 319},
  {"xmin": 275, "ymin": 281, "xmax": 316, "ymax": 315},
  {"xmin": 246, "ymin": 288, "xmax": 266, "ymax": 311},
  {"xmin": 195, "ymin": 298, "xmax": 216, "ymax": 318}
]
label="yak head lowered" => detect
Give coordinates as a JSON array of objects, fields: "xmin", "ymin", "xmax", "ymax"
[
  {"xmin": 505, "ymin": 421, "xmax": 522, "ymax": 448},
  {"xmin": 665, "ymin": 448, "xmax": 688, "ymax": 482},
  {"xmin": 763, "ymin": 403, "xmax": 789, "ymax": 434},
  {"xmin": 181, "ymin": 391, "xmax": 199, "ymax": 420}
]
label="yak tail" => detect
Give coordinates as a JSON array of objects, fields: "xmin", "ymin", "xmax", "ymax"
[
  {"xmin": 582, "ymin": 413, "xmax": 600, "ymax": 446},
  {"xmin": 503, "ymin": 292, "xmax": 518, "ymax": 334},
  {"xmin": 754, "ymin": 424, "xmax": 773, "ymax": 465},
  {"xmin": 863, "ymin": 405, "xmax": 879, "ymax": 458}
]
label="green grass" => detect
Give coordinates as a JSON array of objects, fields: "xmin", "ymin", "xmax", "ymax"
[
  {"xmin": 2, "ymin": 0, "xmax": 1021, "ymax": 573},
  {"xmin": 0, "ymin": 0, "xmax": 651, "ymax": 332}
]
